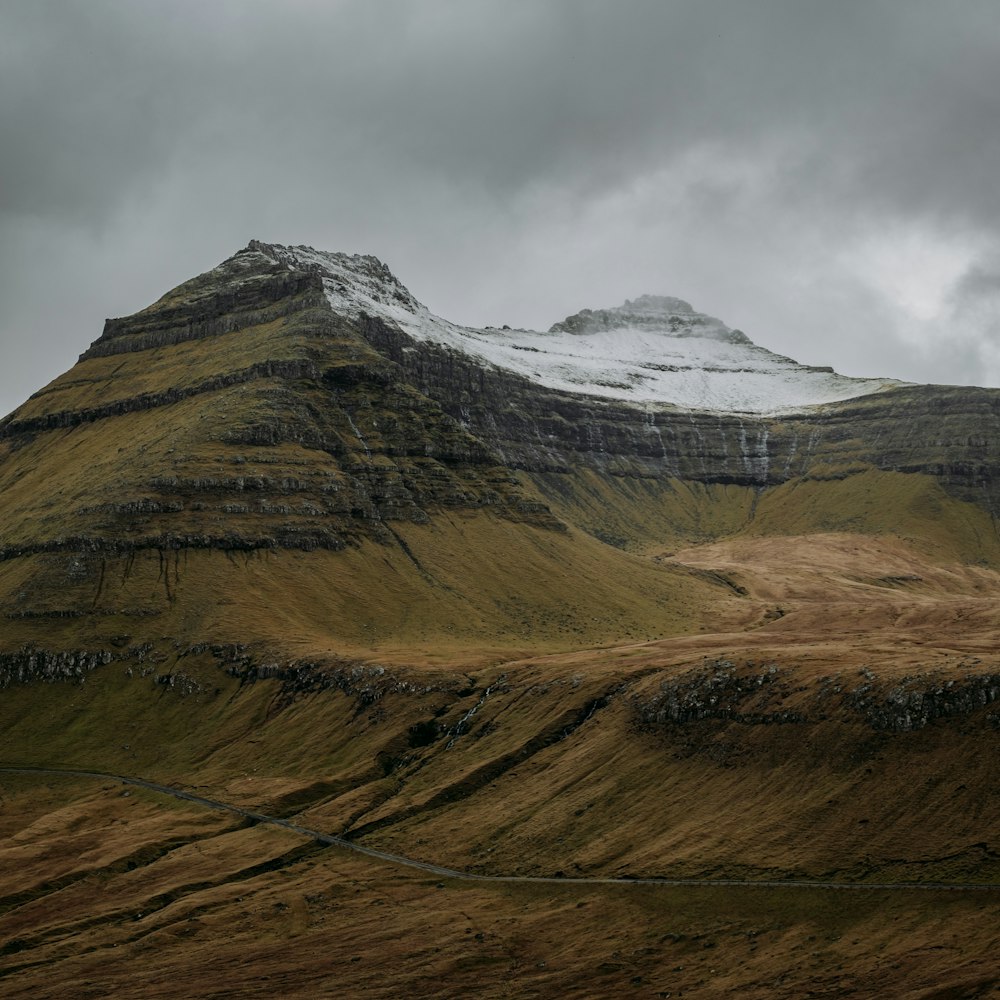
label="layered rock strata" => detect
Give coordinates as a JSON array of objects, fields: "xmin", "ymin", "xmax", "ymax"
[{"xmin": 1, "ymin": 240, "xmax": 998, "ymax": 652}]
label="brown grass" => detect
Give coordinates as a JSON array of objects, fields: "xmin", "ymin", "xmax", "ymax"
[
  {"xmin": 5, "ymin": 255, "xmax": 1000, "ymax": 996},
  {"xmin": 1, "ymin": 775, "xmax": 998, "ymax": 999}
]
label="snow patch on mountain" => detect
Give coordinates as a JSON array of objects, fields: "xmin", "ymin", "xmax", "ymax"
[{"xmin": 244, "ymin": 241, "xmax": 905, "ymax": 414}]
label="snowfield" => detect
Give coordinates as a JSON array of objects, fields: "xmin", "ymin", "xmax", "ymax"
[{"xmin": 254, "ymin": 242, "xmax": 904, "ymax": 415}]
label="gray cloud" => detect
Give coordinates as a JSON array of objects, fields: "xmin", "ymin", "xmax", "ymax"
[{"xmin": 3, "ymin": 0, "xmax": 1000, "ymax": 415}]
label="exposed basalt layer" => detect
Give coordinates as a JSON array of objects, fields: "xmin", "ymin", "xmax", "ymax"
[
  {"xmin": 0, "ymin": 528, "xmax": 350, "ymax": 563},
  {"xmin": 0, "ymin": 641, "xmax": 447, "ymax": 702},
  {"xmin": 224, "ymin": 656, "xmax": 454, "ymax": 704},
  {"xmin": 848, "ymin": 671, "xmax": 1000, "ymax": 731},
  {"xmin": 0, "ymin": 645, "xmax": 161, "ymax": 687},
  {"xmin": 0, "ymin": 359, "xmax": 322, "ymax": 439},
  {"xmin": 633, "ymin": 661, "xmax": 1000, "ymax": 733},
  {"xmin": 80, "ymin": 259, "xmax": 326, "ymax": 360},
  {"xmin": 633, "ymin": 661, "xmax": 805, "ymax": 726},
  {"xmin": 356, "ymin": 313, "xmax": 1000, "ymax": 510}
]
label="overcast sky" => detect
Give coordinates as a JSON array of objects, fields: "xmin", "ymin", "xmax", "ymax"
[{"xmin": 2, "ymin": 0, "xmax": 1000, "ymax": 417}]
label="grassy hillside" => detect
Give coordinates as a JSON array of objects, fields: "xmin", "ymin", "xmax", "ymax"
[
  {"xmin": 4, "ymin": 246, "xmax": 1000, "ymax": 996},
  {"xmin": 2, "ymin": 772, "xmax": 998, "ymax": 998},
  {"xmin": 530, "ymin": 465, "xmax": 1000, "ymax": 566},
  {"xmin": 3, "ymin": 532, "xmax": 999, "ymax": 886}
]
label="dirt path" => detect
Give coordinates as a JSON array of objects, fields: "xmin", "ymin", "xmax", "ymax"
[{"xmin": 4, "ymin": 765, "xmax": 998, "ymax": 893}]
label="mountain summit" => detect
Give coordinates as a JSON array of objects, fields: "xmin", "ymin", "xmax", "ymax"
[
  {"xmin": 549, "ymin": 293, "xmax": 749, "ymax": 341},
  {"xmin": 190, "ymin": 241, "xmax": 901, "ymax": 414}
]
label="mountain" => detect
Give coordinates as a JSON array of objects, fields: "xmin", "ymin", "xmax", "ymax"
[
  {"xmin": 257, "ymin": 241, "xmax": 902, "ymax": 412},
  {"xmin": 0, "ymin": 241, "xmax": 732, "ymax": 662},
  {"xmin": 2, "ymin": 242, "xmax": 1000, "ymax": 997}
]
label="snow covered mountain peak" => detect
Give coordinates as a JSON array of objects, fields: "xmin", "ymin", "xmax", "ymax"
[
  {"xmin": 234, "ymin": 241, "xmax": 904, "ymax": 414},
  {"xmin": 243, "ymin": 240, "xmax": 423, "ymax": 318},
  {"xmin": 550, "ymin": 294, "xmax": 752, "ymax": 346}
]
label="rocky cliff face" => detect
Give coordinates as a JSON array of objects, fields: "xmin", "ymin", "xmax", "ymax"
[
  {"xmin": 356, "ymin": 312, "xmax": 1000, "ymax": 518},
  {"xmin": 179, "ymin": 243, "xmax": 993, "ymax": 513}
]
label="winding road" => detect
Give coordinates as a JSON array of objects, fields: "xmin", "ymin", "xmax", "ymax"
[{"xmin": 3, "ymin": 765, "xmax": 999, "ymax": 893}]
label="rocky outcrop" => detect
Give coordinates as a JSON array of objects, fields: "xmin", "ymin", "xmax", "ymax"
[
  {"xmin": 224, "ymin": 656, "xmax": 450, "ymax": 705},
  {"xmin": 0, "ymin": 644, "xmax": 160, "ymax": 686},
  {"xmin": 847, "ymin": 671, "xmax": 1000, "ymax": 731},
  {"xmin": 550, "ymin": 294, "xmax": 752, "ymax": 343},
  {"xmin": 80, "ymin": 263, "xmax": 326, "ymax": 360},
  {"xmin": 634, "ymin": 661, "xmax": 1000, "ymax": 733},
  {"xmin": 633, "ymin": 661, "xmax": 805, "ymax": 727}
]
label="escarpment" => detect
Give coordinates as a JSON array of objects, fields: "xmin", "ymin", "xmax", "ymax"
[
  {"xmin": 356, "ymin": 313, "xmax": 1000, "ymax": 510},
  {"xmin": 79, "ymin": 251, "xmax": 327, "ymax": 360}
]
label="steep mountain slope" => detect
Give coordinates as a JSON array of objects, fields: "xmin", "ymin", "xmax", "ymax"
[
  {"xmin": 0, "ymin": 244, "xmax": 725, "ymax": 663},
  {"xmin": 284, "ymin": 236, "xmax": 999, "ymax": 556},
  {"xmin": 2, "ymin": 242, "xmax": 1000, "ymax": 997}
]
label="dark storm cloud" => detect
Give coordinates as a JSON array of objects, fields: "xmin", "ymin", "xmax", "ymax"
[
  {"xmin": 2, "ymin": 0, "xmax": 1000, "ymax": 415},
  {"xmin": 7, "ymin": 1, "xmax": 995, "ymax": 223}
]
